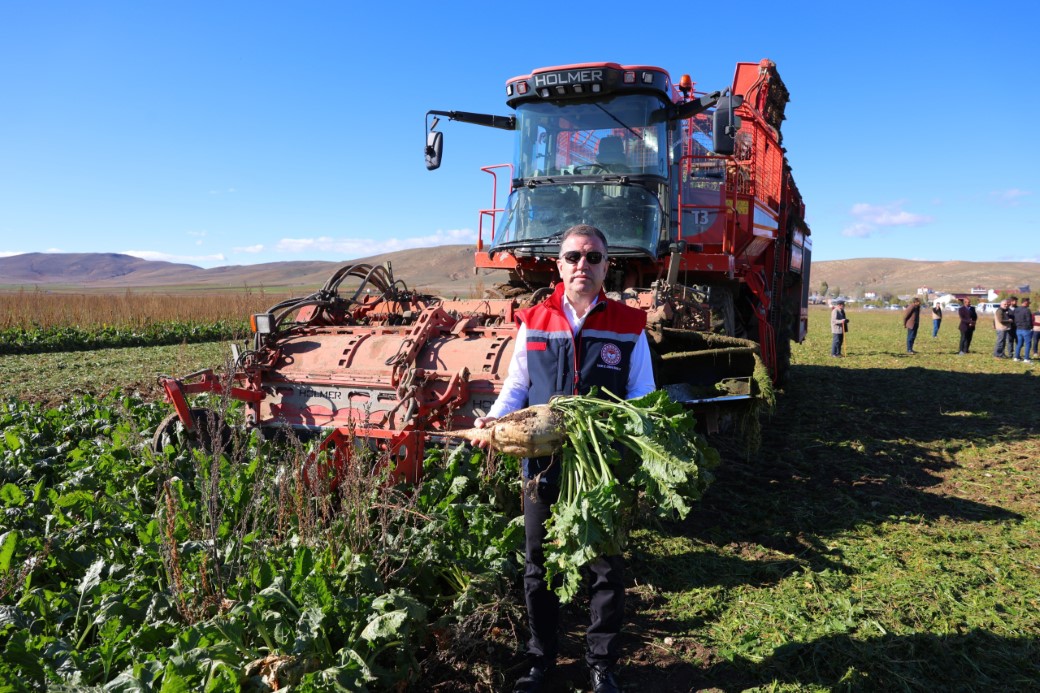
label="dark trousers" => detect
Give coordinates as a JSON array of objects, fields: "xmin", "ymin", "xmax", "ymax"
[
  {"xmin": 959, "ymin": 328, "xmax": 974, "ymax": 353},
  {"xmin": 523, "ymin": 479, "xmax": 625, "ymax": 666},
  {"xmin": 831, "ymin": 332, "xmax": 844, "ymax": 356},
  {"xmin": 906, "ymin": 327, "xmax": 918, "ymax": 352},
  {"xmin": 994, "ymin": 329, "xmax": 1010, "ymax": 357}
]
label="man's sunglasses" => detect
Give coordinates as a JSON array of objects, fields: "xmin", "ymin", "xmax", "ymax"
[{"xmin": 560, "ymin": 251, "xmax": 604, "ymax": 265}]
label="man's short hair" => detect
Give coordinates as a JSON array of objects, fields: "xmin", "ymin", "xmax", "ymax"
[
  {"xmin": 560, "ymin": 224, "xmax": 608, "ymax": 252},
  {"xmin": 1023, "ymin": 297, "xmax": 1031, "ymax": 305}
]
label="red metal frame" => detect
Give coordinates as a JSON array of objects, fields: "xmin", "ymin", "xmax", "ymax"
[
  {"xmin": 477, "ymin": 163, "xmax": 512, "ymax": 248},
  {"xmin": 158, "ymin": 296, "xmax": 515, "ymax": 486},
  {"xmin": 159, "ymin": 369, "xmax": 263, "ymax": 432},
  {"xmin": 305, "ymin": 427, "xmax": 424, "ymax": 490}
]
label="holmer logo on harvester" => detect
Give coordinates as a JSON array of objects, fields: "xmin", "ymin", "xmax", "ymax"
[
  {"xmin": 532, "ymin": 69, "xmax": 604, "ymax": 88},
  {"xmin": 156, "ymin": 59, "xmax": 810, "ymax": 481}
]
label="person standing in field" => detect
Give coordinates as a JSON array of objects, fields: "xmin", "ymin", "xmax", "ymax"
[
  {"xmin": 993, "ymin": 299, "xmax": 1013, "ymax": 358},
  {"xmin": 1031, "ymin": 303, "xmax": 1040, "ymax": 362},
  {"xmin": 470, "ymin": 224, "xmax": 655, "ymax": 693},
  {"xmin": 931, "ymin": 302, "xmax": 943, "ymax": 338},
  {"xmin": 903, "ymin": 297, "xmax": 922, "ymax": 354},
  {"xmin": 957, "ymin": 298, "xmax": 976, "ymax": 355},
  {"xmin": 1007, "ymin": 296, "xmax": 1020, "ymax": 357},
  {"xmin": 1012, "ymin": 297, "xmax": 1033, "ymax": 363},
  {"xmin": 1032, "ymin": 303, "xmax": 1040, "ymax": 360},
  {"xmin": 830, "ymin": 300, "xmax": 848, "ymax": 357}
]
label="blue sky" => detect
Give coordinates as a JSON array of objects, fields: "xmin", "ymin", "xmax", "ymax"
[{"xmin": 1, "ymin": 2, "xmax": 1036, "ymax": 269}]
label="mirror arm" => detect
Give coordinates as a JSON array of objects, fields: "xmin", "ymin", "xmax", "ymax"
[
  {"xmin": 670, "ymin": 90, "xmax": 723, "ymax": 121},
  {"xmin": 427, "ymin": 109, "xmax": 516, "ymax": 131}
]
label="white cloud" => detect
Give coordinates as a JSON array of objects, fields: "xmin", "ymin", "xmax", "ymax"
[
  {"xmin": 994, "ymin": 253, "xmax": 1040, "ymax": 263},
  {"xmin": 122, "ymin": 250, "xmax": 227, "ymax": 264},
  {"xmin": 841, "ymin": 202, "xmax": 933, "ymax": 238},
  {"xmin": 0, "ymin": 251, "xmax": 23, "ymax": 258},
  {"xmin": 275, "ymin": 229, "xmax": 478, "ymax": 256},
  {"xmin": 233, "ymin": 244, "xmax": 265, "ymax": 254},
  {"xmin": 991, "ymin": 189, "xmax": 1032, "ymax": 206},
  {"xmin": 841, "ymin": 223, "xmax": 874, "ymax": 238},
  {"xmin": 187, "ymin": 230, "xmax": 208, "ymax": 238}
]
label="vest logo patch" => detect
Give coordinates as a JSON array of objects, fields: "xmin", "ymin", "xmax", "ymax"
[{"xmin": 599, "ymin": 343, "xmax": 622, "ymax": 366}]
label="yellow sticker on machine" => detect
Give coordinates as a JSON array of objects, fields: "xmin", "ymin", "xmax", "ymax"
[{"xmin": 725, "ymin": 199, "xmax": 750, "ymax": 215}]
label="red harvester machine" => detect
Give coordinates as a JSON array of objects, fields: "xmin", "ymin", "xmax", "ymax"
[{"xmin": 156, "ymin": 59, "xmax": 810, "ymax": 479}]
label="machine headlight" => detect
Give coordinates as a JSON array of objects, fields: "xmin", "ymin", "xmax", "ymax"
[{"xmin": 251, "ymin": 313, "xmax": 275, "ymax": 335}]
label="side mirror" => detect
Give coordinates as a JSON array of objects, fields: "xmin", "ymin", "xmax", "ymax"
[
  {"xmin": 711, "ymin": 94, "xmax": 744, "ymax": 156},
  {"xmin": 425, "ymin": 130, "xmax": 443, "ymax": 171}
]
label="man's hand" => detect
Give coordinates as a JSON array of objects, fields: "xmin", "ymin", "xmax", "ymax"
[{"xmin": 470, "ymin": 416, "xmax": 498, "ymax": 449}]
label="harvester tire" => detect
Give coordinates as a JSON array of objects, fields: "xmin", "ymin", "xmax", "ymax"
[
  {"xmin": 152, "ymin": 408, "xmax": 233, "ymax": 456},
  {"xmin": 774, "ymin": 324, "xmax": 792, "ymax": 388}
]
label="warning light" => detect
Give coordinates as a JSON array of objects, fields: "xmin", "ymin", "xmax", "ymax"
[{"xmin": 251, "ymin": 313, "xmax": 275, "ymax": 335}]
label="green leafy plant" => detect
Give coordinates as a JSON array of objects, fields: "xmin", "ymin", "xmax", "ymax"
[
  {"xmin": 0, "ymin": 321, "xmax": 246, "ymax": 355},
  {"xmin": 0, "ymin": 393, "xmax": 526, "ymax": 690},
  {"xmin": 541, "ymin": 389, "xmax": 719, "ymax": 602}
]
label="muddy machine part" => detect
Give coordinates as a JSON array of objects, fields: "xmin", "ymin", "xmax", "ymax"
[{"xmin": 157, "ymin": 263, "xmax": 519, "ymax": 480}]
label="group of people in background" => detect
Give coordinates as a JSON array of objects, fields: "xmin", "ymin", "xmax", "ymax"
[
  {"xmin": 991, "ymin": 296, "xmax": 1038, "ymax": 363},
  {"xmin": 829, "ymin": 295, "xmax": 1040, "ymax": 362}
]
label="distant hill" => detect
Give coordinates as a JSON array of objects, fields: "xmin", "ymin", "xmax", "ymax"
[
  {"xmin": 810, "ymin": 258, "xmax": 1037, "ymax": 297},
  {"xmin": 0, "ymin": 253, "xmax": 201, "ymax": 284},
  {"xmin": 0, "ymin": 247, "xmax": 494, "ymax": 295},
  {"xmin": 1, "ymin": 250, "xmax": 1036, "ymax": 297}
]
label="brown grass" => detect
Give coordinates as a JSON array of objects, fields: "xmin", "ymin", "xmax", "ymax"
[{"xmin": 0, "ymin": 288, "xmax": 292, "ymax": 329}]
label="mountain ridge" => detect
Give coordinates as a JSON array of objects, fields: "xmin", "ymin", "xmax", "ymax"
[{"xmin": 0, "ymin": 250, "xmax": 1036, "ymax": 296}]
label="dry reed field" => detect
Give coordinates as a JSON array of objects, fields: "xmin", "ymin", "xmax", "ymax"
[{"xmin": 0, "ymin": 289, "xmax": 291, "ymax": 329}]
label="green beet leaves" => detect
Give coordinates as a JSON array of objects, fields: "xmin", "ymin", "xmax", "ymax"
[{"xmin": 542, "ymin": 389, "xmax": 719, "ymax": 602}]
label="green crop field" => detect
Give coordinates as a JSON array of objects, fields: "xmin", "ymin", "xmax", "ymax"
[{"xmin": 1, "ymin": 307, "xmax": 1038, "ymax": 691}]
